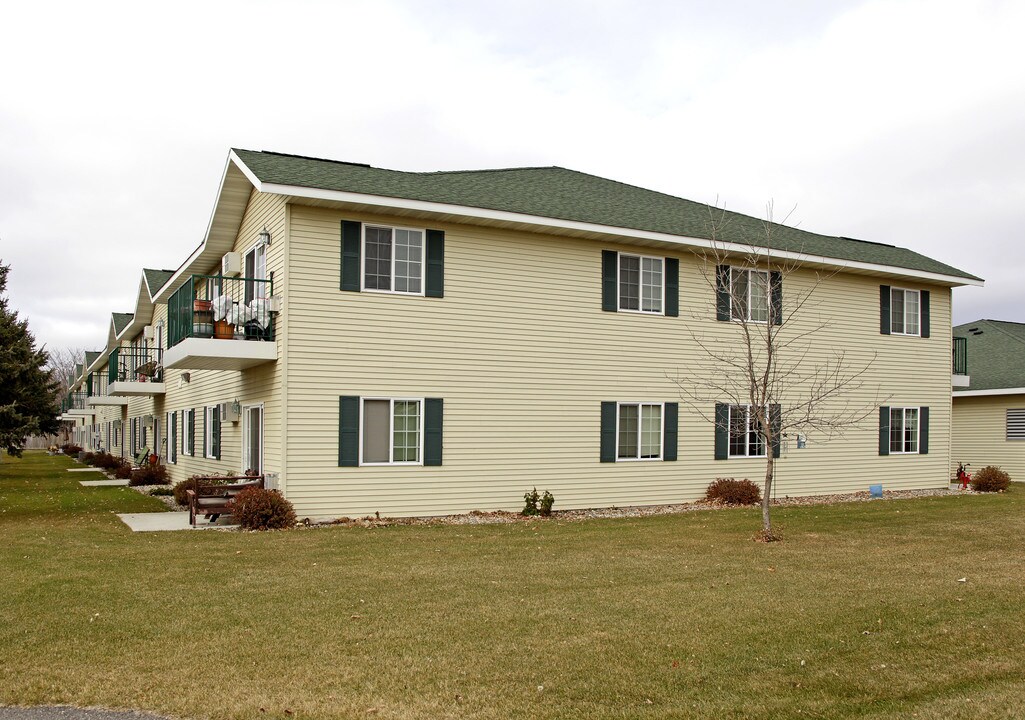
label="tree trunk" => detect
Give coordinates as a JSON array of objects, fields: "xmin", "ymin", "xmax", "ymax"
[{"xmin": 762, "ymin": 453, "xmax": 774, "ymax": 534}]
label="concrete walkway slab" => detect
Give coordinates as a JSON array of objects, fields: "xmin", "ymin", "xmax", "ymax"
[
  {"xmin": 79, "ymin": 479, "xmax": 129, "ymax": 487},
  {"xmin": 117, "ymin": 511, "xmax": 237, "ymax": 532},
  {"xmin": 68, "ymin": 468, "xmax": 104, "ymax": 473}
]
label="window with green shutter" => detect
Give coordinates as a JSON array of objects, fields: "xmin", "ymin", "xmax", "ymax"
[{"xmin": 601, "ymin": 251, "xmax": 679, "ymax": 317}]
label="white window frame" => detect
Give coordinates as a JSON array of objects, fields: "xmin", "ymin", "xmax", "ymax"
[
  {"xmin": 728, "ymin": 404, "xmax": 767, "ymax": 458},
  {"xmin": 241, "ymin": 403, "xmax": 265, "ymax": 475},
  {"xmin": 244, "ymin": 240, "xmax": 269, "ymax": 300},
  {"xmin": 204, "ymin": 406, "xmax": 217, "ymax": 459},
  {"xmin": 890, "ymin": 288, "xmax": 921, "ymax": 337},
  {"xmin": 615, "ymin": 401, "xmax": 664, "ymax": 461},
  {"xmin": 360, "ymin": 224, "xmax": 426, "ymax": 296},
  {"xmin": 889, "ymin": 407, "xmax": 920, "ymax": 454},
  {"xmin": 166, "ymin": 412, "xmax": 176, "ymax": 465},
  {"xmin": 617, "ymin": 252, "xmax": 665, "ymax": 315},
  {"xmin": 730, "ymin": 268, "xmax": 770, "ymax": 324},
  {"xmin": 182, "ymin": 409, "xmax": 193, "ymax": 457},
  {"xmin": 359, "ymin": 397, "xmax": 425, "ymax": 466}
]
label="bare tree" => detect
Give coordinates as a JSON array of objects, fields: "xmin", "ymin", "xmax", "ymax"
[
  {"xmin": 669, "ymin": 203, "xmax": 882, "ymax": 540},
  {"xmin": 45, "ymin": 346, "xmax": 85, "ymax": 443}
]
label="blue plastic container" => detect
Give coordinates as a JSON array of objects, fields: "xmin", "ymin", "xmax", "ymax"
[{"xmin": 869, "ymin": 484, "xmax": 883, "ymax": 498}]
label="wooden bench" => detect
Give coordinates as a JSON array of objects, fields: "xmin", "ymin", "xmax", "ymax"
[{"xmin": 187, "ymin": 476, "xmax": 264, "ymax": 526}]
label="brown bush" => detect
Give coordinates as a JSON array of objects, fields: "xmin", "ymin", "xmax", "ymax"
[
  {"xmin": 112, "ymin": 461, "xmax": 132, "ymax": 479},
  {"xmin": 228, "ymin": 487, "xmax": 297, "ymax": 530},
  {"xmin": 172, "ymin": 475, "xmax": 232, "ymax": 507},
  {"xmin": 129, "ymin": 463, "xmax": 170, "ymax": 486},
  {"xmin": 970, "ymin": 466, "xmax": 1011, "ymax": 493},
  {"xmin": 60, "ymin": 444, "xmax": 82, "ymax": 455},
  {"xmin": 705, "ymin": 478, "xmax": 762, "ymax": 506}
]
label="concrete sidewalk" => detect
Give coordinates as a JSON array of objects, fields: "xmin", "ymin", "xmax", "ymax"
[
  {"xmin": 79, "ymin": 479, "xmax": 130, "ymax": 487},
  {"xmin": 117, "ymin": 511, "xmax": 237, "ymax": 532},
  {"xmin": 0, "ymin": 706, "xmax": 172, "ymax": 720}
]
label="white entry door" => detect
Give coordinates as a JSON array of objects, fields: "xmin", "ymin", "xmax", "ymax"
[{"xmin": 242, "ymin": 405, "xmax": 264, "ymax": 475}]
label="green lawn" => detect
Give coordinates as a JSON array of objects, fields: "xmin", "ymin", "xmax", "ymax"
[{"xmin": 1, "ymin": 452, "xmax": 1024, "ymax": 720}]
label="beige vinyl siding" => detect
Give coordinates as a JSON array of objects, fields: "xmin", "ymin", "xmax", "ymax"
[
  {"xmin": 282, "ymin": 204, "xmax": 954, "ymax": 519},
  {"xmin": 120, "ymin": 190, "xmax": 288, "ymax": 487},
  {"xmin": 952, "ymin": 395, "xmax": 1025, "ymax": 480}
]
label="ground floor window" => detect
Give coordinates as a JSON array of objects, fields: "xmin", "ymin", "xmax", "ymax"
[
  {"xmin": 617, "ymin": 402, "xmax": 662, "ymax": 460},
  {"xmin": 729, "ymin": 404, "xmax": 766, "ymax": 458},
  {"xmin": 889, "ymin": 407, "xmax": 919, "ymax": 454},
  {"xmin": 362, "ymin": 398, "xmax": 422, "ymax": 465}
]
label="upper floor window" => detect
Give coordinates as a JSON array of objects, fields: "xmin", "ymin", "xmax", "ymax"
[
  {"xmin": 619, "ymin": 254, "xmax": 663, "ymax": 314},
  {"xmin": 890, "ymin": 288, "xmax": 920, "ymax": 336},
  {"xmin": 245, "ymin": 242, "xmax": 268, "ymax": 302},
  {"xmin": 364, "ymin": 226, "xmax": 424, "ymax": 294},
  {"xmin": 731, "ymin": 269, "xmax": 770, "ymax": 323}
]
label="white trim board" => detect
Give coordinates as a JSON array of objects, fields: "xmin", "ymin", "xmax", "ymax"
[{"xmin": 953, "ymin": 387, "xmax": 1025, "ymax": 398}]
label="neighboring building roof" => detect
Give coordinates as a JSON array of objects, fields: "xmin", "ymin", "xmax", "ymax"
[
  {"xmin": 143, "ymin": 269, "xmax": 175, "ymax": 296},
  {"xmin": 112, "ymin": 313, "xmax": 134, "ymax": 335},
  {"xmin": 232, "ymin": 148, "xmax": 981, "ymax": 283},
  {"xmin": 954, "ymin": 320, "xmax": 1025, "ymax": 392},
  {"xmin": 84, "ymin": 351, "xmax": 101, "ymax": 368}
]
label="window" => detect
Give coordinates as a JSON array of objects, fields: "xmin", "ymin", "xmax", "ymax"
[
  {"xmin": 204, "ymin": 407, "xmax": 215, "ymax": 458},
  {"xmin": 731, "ymin": 269, "xmax": 770, "ymax": 323},
  {"xmin": 363, "ymin": 226, "xmax": 424, "ymax": 294},
  {"xmin": 618, "ymin": 254, "xmax": 663, "ymax": 313},
  {"xmin": 361, "ymin": 398, "xmax": 423, "ymax": 465},
  {"xmin": 245, "ymin": 242, "xmax": 268, "ymax": 302},
  {"xmin": 182, "ymin": 410, "xmax": 193, "ymax": 456},
  {"xmin": 1007, "ymin": 410, "xmax": 1025, "ymax": 440},
  {"xmin": 890, "ymin": 288, "xmax": 920, "ymax": 336},
  {"xmin": 167, "ymin": 412, "xmax": 177, "ymax": 464},
  {"xmin": 889, "ymin": 407, "xmax": 919, "ymax": 454},
  {"xmin": 616, "ymin": 403, "xmax": 662, "ymax": 460},
  {"xmin": 728, "ymin": 405, "xmax": 766, "ymax": 457}
]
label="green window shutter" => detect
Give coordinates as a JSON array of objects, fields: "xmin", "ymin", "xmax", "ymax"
[
  {"xmin": 919, "ymin": 407, "xmax": 929, "ymax": 454},
  {"xmin": 880, "ymin": 286, "xmax": 891, "ymax": 335},
  {"xmin": 663, "ymin": 402, "xmax": 678, "ymax": 461},
  {"xmin": 665, "ymin": 258, "xmax": 679, "ymax": 317},
  {"xmin": 878, "ymin": 406, "xmax": 890, "ymax": 455},
  {"xmin": 425, "ymin": 230, "xmax": 445, "ymax": 298},
  {"xmin": 600, "ymin": 401, "xmax": 617, "ymax": 462},
  {"xmin": 770, "ymin": 271, "xmax": 783, "ymax": 326},
  {"xmin": 714, "ymin": 403, "xmax": 729, "ymax": 460},
  {"xmin": 716, "ymin": 266, "xmax": 731, "ymax": 321},
  {"xmin": 340, "ymin": 221, "xmax": 362, "ymax": 292},
  {"xmin": 424, "ymin": 398, "xmax": 444, "ymax": 465},
  {"xmin": 108, "ymin": 348, "xmax": 119, "ymax": 384},
  {"xmin": 601, "ymin": 251, "xmax": 618, "ymax": 312},
  {"xmin": 212, "ymin": 406, "xmax": 221, "ymax": 460},
  {"xmin": 338, "ymin": 396, "xmax": 360, "ymax": 467},
  {"xmin": 189, "ymin": 410, "xmax": 195, "ymax": 456},
  {"xmin": 920, "ymin": 290, "xmax": 930, "ymax": 338},
  {"xmin": 770, "ymin": 404, "xmax": 782, "ymax": 458}
]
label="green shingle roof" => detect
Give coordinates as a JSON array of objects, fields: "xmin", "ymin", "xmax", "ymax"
[
  {"xmin": 233, "ymin": 149, "xmax": 980, "ymax": 282},
  {"xmin": 84, "ymin": 351, "xmax": 101, "ymax": 370},
  {"xmin": 112, "ymin": 313, "xmax": 134, "ymax": 335},
  {"xmin": 143, "ymin": 269, "xmax": 175, "ymax": 295},
  {"xmin": 954, "ymin": 320, "xmax": 1025, "ymax": 391}
]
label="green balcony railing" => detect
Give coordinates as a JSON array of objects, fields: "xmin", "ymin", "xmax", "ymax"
[
  {"xmin": 953, "ymin": 336, "xmax": 968, "ymax": 375},
  {"xmin": 168, "ymin": 274, "xmax": 274, "ymax": 348},
  {"xmin": 65, "ymin": 391, "xmax": 87, "ymax": 411},
  {"xmin": 108, "ymin": 348, "xmax": 119, "ymax": 385},
  {"xmin": 111, "ymin": 345, "xmax": 163, "ymax": 382},
  {"xmin": 87, "ymin": 371, "xmax": 108, "ymax": 397}
]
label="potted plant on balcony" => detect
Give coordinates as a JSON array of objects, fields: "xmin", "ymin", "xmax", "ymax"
[
  {"xmin": 214, "ymin": 320, "xmax": 235, "ymax": 339},
  {"xmin": 193, "ymin": 299, "xmax": 214, "ymax": 338}
]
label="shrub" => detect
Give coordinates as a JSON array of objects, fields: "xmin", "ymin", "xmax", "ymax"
[
  {"xmin": 61, "ymin": 444, "xmax": 82, "ymax": 455},
  {"xmin": 112, "ymin": 461, "xmax": 132, "ymax": 480},
  {"xmin": 228, "ymin": 487, "xmax": 296, "ymax": 530},
  {"xmin": 539, "ymin": 490, "xmax": 555, "ymax": 517},
  {"xmin": 173, "ymin": 475, "xmax": 232, "ymax": 507},
  {"xmin": 129, "ymin": 463, "xmax": 170, "ymax": 487},
  {"xmin": 149, "ymin": 487, "xmax": 174, "ymax": 496},
  {"xmin": 705, "ymin": 478, "xmax": 762, "ymax": 506},
  {"xmin": 971, "ymin": 466, "xmax": 1011, "ymax": 493},
  {"xmin": 82, "ymin": 452, "xmax": 95, "ymax": 464},
  {"xmin": 522, "ymin": 487, "xmax": 540, "ymax": 516}
]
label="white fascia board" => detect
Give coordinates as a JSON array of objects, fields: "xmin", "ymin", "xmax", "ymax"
[
  {"xmin": 953, "ymin": 387, "xmax": 1025, "ymax": 398},
  {"xmin": 152, "ymin": 153, "xmax": 253, "ymax": 305},
  {"xmin": 248, "ymin": 179, "xmax": 982, "ymax": 288}
]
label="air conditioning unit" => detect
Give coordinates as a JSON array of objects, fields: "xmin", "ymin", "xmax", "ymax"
[
  {"xmin": 268, "ymin": 295, "xmax": 283, "ymax": 313},
  {"xmin": 143, "ymin": 325, "xmax": 154, "ymax": 341},
  {"xmin": 113, "ymin": 420, "xmax": 122, "ymax": 429},
  {"xmin": 142, "ymin": 414, "xmax": 154, "ymax": 429},
  {"xmin": 219, "ymin": 402, "xmax": 241, "ymax": 423},
  {"xmin": 222, "ymin": 252, "xmax": 242, "ymax": 277}
]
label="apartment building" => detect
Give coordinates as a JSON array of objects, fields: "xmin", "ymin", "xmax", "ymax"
[{"xmin": 60, "ymin": 149, "xmax": 982, "ymax": 519}]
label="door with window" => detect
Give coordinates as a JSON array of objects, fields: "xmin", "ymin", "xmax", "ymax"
[{"xmin": 242, "ymin": 405, "xmax": 264, "ymax": 475}]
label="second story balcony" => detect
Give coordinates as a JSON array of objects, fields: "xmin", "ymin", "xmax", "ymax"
[
  {"xmin": 164, "ymin": 274, "xmax": 278, "ymax": 371},
  {"xmin": 952, "ymin": 336, "xmax": 969, "ymax": 387},
  {"xmin": 86, "ymin": 370, "xmax": 128, "ymax": 406},
  {"xmin": 63, "ymin": 391, "xmax": 94, "ymax": 416},
  {"xmin": 108, "ymin": 346, "xmax": 167, "ymax": 397}
]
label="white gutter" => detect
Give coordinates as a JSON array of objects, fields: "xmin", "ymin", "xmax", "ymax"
[{"xmin": 953, "ymin": 387, "xmax": 1025, "ymax": 397}]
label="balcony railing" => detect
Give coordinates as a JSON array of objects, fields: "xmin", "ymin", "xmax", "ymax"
[
  {"xmin": 87, "ymin": 371, "xmax": 108, "ymax": 397},
  {"xmin": 953, "ymin": 336, "xmax": 968, "ymax": 375},
  {"xmin": 168, "ymin": 274, "xmax": 275, "ymax": 348},
  {"xmin": 110, "ymin": 345, "xmax": 164, "ymax": 383},
  {"xmin": 64, "ymin": 391, "xmax": 87, "ymax": 411}
]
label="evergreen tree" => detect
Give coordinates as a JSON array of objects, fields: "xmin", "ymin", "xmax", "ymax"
[{"xmin": 0, "ymin": 260, "xmax": 60, "ymax": 456}]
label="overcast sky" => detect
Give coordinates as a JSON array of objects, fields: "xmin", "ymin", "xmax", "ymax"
[{"xmin": 2, "ymin": 0, "xmax": 1023, "ymax": 354}]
